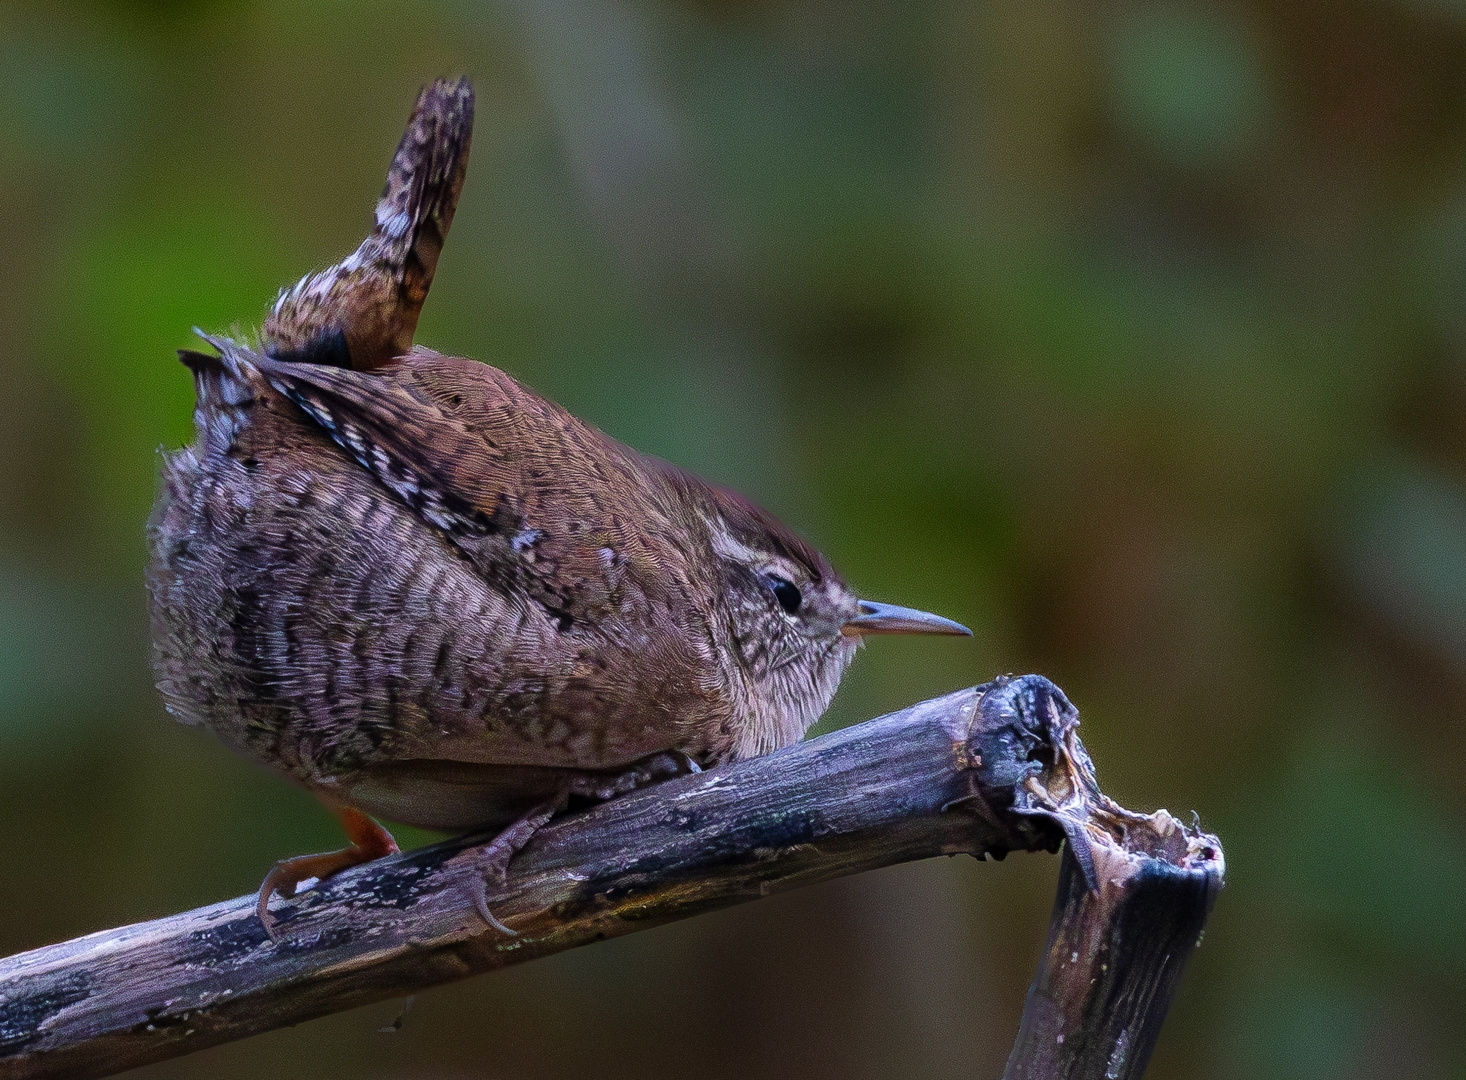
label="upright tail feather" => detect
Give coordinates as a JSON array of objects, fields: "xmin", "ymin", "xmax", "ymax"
[{"xmin": 262, "ymin": 77, "xmax": 474, "ymax": 371}]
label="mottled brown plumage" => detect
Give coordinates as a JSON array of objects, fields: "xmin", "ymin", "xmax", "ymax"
[
  {"xmin": 146, "ymin": 78, "xmax": 968, "ymax": 931},
  {"xmin": 261, "ymin": 78, "xmax": 472, "ymax": 371}
]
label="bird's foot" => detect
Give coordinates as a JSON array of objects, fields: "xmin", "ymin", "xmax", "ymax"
[
  {"xmin": 468, "ymin": 752, "xmax": 702, "ymax": 935},
  {"xmin": 471, "ymin": 791, "xmax": 569, "ymax": 934},
  {"xmin": 564, "ymin": 751, "xmax": 702, "ymax": 801},
  {"xmin": 257, "ymin": 806, "xmax": 399, "ymax": 939}
]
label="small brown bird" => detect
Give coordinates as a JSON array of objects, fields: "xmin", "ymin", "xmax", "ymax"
[{"xmin": 147, "ymin": 78, "xmax": 969, "ymax": 932}]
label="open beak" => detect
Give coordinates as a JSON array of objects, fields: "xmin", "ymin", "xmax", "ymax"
[{"xmin": 841, "ymin": 600, "xmax": 972, "ymax": 637}]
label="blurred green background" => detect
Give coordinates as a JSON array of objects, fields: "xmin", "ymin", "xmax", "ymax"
[{"xmin": 0, "ymin": 0, "xmax": 1463, "ymax": 1076}]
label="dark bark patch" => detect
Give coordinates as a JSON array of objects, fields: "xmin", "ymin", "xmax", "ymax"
[{"xmin": 0, "ymin": 970, "xmax": 92, "ymax": 1050}]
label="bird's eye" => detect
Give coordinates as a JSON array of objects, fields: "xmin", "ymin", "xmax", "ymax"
[{"xmin": 765, "ymin": 575, "xmax": 802, "ymax": 615}]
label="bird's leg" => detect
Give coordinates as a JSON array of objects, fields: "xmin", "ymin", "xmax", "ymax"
[
  {"xmin": 471, "ymin": 751, "xmax": 703, "ymax": 934},
  {"xmin": 257, "ymin": 802, "xmax": 400, "ymax": 937}
]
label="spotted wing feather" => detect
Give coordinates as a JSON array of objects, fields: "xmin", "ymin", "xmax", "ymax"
[{"xmin": 247, "ymin": 345, "xmax": 704, "ymax": 634}]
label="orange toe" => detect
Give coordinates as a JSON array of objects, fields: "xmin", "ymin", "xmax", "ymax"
[{"xmin": 256, "ymin": 805, "xmax": 399, "ymax": 935}]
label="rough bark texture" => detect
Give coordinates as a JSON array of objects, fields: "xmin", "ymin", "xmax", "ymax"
[
  {"xmin": 998, "ymin": 694, "xmax": 1226, "ymax": 1080},
  {"xmin": 0, "ymin": 675, "xmax": 1223, "ymax": 1080}
]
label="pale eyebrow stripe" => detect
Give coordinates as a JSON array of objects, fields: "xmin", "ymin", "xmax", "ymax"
[{"xmin": 704, "ymin": 514, "xmax": 803, "ymax": 580}]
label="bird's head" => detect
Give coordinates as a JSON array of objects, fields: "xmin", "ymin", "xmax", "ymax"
[{"xmin": 699, "ymin": 485, "xmax": 970, "ymax": 760}]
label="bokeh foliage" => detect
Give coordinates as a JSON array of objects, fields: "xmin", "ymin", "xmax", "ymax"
[{"xmin": 0, "ymin": 1, "xmax": 1463, "ymax": 1077}]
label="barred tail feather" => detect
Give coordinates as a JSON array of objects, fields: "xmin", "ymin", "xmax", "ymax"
[{"xmin": 262, "ymin": 77, "xmax": 475, "ymax": 371}]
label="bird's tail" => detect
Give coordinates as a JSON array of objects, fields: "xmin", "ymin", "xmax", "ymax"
[{"xmin": 261, "ymin": 77, "xmax": 474, "ymax": 371}]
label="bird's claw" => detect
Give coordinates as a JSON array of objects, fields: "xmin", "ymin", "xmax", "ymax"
[
  {"xmin": 472, "ymin": 858, "xmax": 517, "ymax": 936},
  {"xmin": 467, "ymin": 791, "xmax": 568, "ymax": 935},
  {"xmin": 253, "ymin": 805, "xmax": 399, "ymax": 940}
]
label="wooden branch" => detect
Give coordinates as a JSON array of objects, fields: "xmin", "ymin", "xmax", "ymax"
[
  {"xmin": 998, "ymin": 692, "xmax": 1226, "ymax": 1080},
  {"xmin": 0, "ymin": 676, "xmax": 1223, "ymax": 1080}
]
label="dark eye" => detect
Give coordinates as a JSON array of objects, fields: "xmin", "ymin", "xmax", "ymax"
[{"xmin": 765, "ymin": 575, "xmax": 802, "ymax": 615}]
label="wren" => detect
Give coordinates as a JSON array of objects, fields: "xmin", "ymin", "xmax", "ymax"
[{"xmin": 146, "ymin": 78, "xmax": 970, "ymax": 933}]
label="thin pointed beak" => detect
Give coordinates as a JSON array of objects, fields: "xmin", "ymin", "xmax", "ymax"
[{"xmin": 841, "ymin": 600, "xmax": 972, "ymax": 637}]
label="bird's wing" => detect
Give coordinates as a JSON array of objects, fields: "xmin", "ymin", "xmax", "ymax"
[
  {"xmin": 252, "ymin": 349, "xmax": 517, "ymax": 540},
  {"xmin": 248, "ymin": 347, "xmax": 687, "ymax": 625}
]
